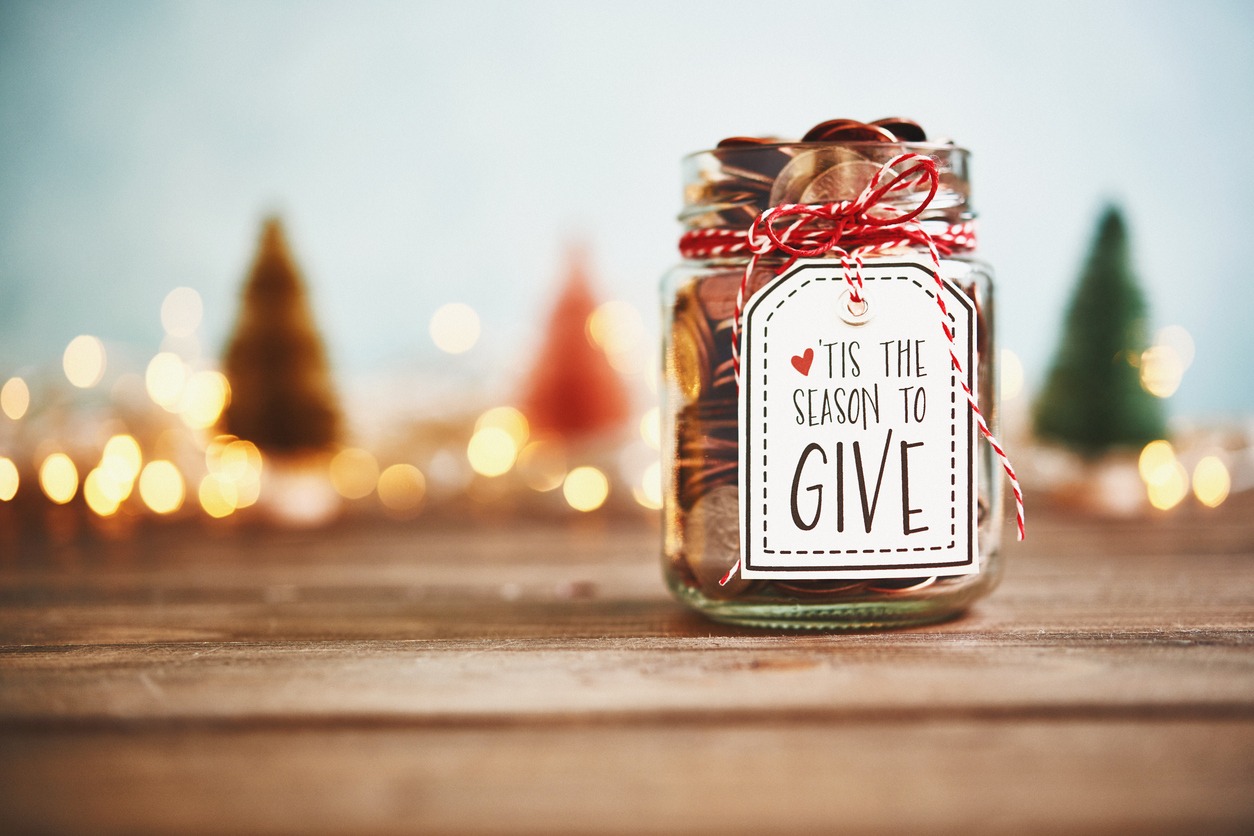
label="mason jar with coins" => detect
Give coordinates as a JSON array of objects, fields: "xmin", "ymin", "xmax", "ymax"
[{"xmin": 661, "ymin": 118, "xmax": 1017, "ymax": 628}]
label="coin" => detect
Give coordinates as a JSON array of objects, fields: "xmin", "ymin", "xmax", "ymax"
[
  {"xmin": 713, "ymin": 139, "xmax": 791, "ymax": 188},
  {"xmin": 716, "ymin": 136, "xmax": 781, "ymax": 148},
  {"xmin": 805, "ymin": 123, "xmax": 897, "ymax": 144},
  {"xmin": 685, "ymin": 485, "xmax": 750, "ymax": 597},
  {"xmin": 866, "ymin": 577, "xmax": 937, "ymax": 594},
  {"xmin": 669, "ymin": 287, "xmax": 712, "ymax": 403},
  {"xmin": 773, "ymin": 579, "xmax": 867, "ymax": 596},
  {"xmin": 799, "ymin": 159, "xmax": 892, "ymax": 204},
  {"xmin": 670, "ymin": 322, "xmax": 707, "ymax": 403},
  {"xmin": 675, "ymin": 401, "xmax": 738, "ymax": 510},
  {"xmin": 768, "ymin": 146, "xmax": 873, "ymax": 206},
  {"xmin": 800, "ymin": 119, "xmax": 864, "ymax": 141},
  {"xmin": 868, "ymin": 117, "xmax": 927, "ymax": 142}
]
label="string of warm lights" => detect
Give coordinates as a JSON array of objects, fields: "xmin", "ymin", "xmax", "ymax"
[
  {"xmin": 0, "ymin": 280, "xmax": 1239, "ymax": 526},
  {"xmin": 0, "ymin": 286, "xmax": 671, "ymax": 524}
]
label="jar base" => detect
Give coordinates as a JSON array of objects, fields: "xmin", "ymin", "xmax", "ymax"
[{"xmin": 668, "ymin": 578, "xmax": 983, "ymax": 630}]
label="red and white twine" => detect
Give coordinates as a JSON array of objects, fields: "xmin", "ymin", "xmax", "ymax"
[{"xmin": 679, "ymin": 153, "xmax": 1025, "ymax": 584}]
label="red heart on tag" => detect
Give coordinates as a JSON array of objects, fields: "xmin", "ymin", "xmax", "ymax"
[{"xmin": 791, "ymin": 348, "xmax": 814, "ymax": 376}]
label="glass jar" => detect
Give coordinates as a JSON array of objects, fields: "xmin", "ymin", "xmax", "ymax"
[{"xmin": 661, "ymin": 140, "xmax": 1003, "ymax": 629}]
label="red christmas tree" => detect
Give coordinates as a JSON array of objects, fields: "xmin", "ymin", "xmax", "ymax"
[{"xmin": 520, "ymin": 247, "xmax": 630, "ymax": 442}]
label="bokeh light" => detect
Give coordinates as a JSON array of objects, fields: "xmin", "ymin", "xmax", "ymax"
[
  {"xmin": 0, "ymin": 457, "xmax": 18, "ymax": 501},
  {"xmin": 139, "ymin": 460, "xmax": 185, "ymax": 514},
  {"xmin": 1, "ymin": 377, "xmax": 30, "ymax": 420},
  {"xmin": 517, "ymin": 440, "xmax": 566, "ymax": 492},
  {"xmin": 266, "ymin": 467, "xmax": 338, "ymax": 527},
  {"xmin": 430, "ymin": 303, "xmax": 481, "ymax": 354},
  {"xmin": 377, "ymin": 463, "xmax": 426, "ymax": 515},
  {"xmin": 1139, "ymin": 345, "xmax": 1185, "ymax": 398},
  {"xmin": 1000, "ymin": 349, "xmax": 1025, "ymax": 400},
  {"xmin": 39, "ymin": 453, "xmax": 78, "ymax": 504},
  {"xmin": 63, "ymin": 335, "xmax": 106, "ymax": 388},
  {"xmin": 1139, "ymin": 440, "xmax": 1190, "ymax": 511},
  {"xmin": 1155, "ymin": 325, "xmax": 1195, "ymax": 369},
  {"xmin": 1138, "ymin": 440, "xmax": 1177, "ymax": 485},
  {"xmin": 161, "ymin": 287, "xmax": 204, "ymax": 337},
  {"xmin": 1192, "ymin": 456, "xmax": 1230, "ymax": 508},
  {"xmin": 89, "ymin": 436, "xmax": 139, "ymax": 509},
  {"xmin": 563, "ymin": 466, "xmax": 608, "ymax": 512},
  {"xmin": 329, "ymin": 448, "xmax": 380, "ymax": 500},
  {"xmin": 639, "ymin": 407, "xmax": 661, "ymax": 451},
  {"xmin": 178, "ymin": 370, "xmax": 231, "ymax": 429},
  {"xmin": 146, "ymin": 352, "xmax": 189, "ymax": 410},
  {"xmin": 206, "ymin": 437, "xmax": 262, "ymax": 509},
  {"xmin": 475, "ymin": 406, "xmax": 529, "ymax": 447},
  {"xmin": 633, "ymin": 460, "xmax": 663, "ymax": 510},
  {"xmin": 587, "ymin": 300, "xmax": 645, "ymax": 374},
  {"xmin": 83, "ymin": 468, "xmax": 122, "ymax": 517},
  {"xmin": 100, "ymin": 434, "xmax": 143, "ymax": 487},
  {"xmin": 199, "ymin": 473, "xmax": 238, "ymax": 519},
  {"xmin": 467, "ymin": 427, "xmax": 518, "ymax": 477},
  {"xmin": 1146, "ymin": 460, "xmax": 1189, "ymax": 511}
]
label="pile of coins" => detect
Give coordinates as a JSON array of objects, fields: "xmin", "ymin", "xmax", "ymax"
[
  {"xmin": 668, "ymin": 118, "xmax": 992, "ymax": 603},
  {"xmin": 681, "ymin": 117, "xmax": 970, "ymax": 233}
]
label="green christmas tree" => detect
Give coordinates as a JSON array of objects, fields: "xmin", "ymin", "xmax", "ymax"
[
  {"xmin": 220, "ymin": 217, "xmax": 342, "ymax": 455},
  {"xmin": 1033, "ymin": 205, "xmax": 1166, "ymax": 456}
]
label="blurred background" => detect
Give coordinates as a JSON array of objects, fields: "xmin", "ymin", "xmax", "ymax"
[{"xmin": 1, "ymin": 0, "xmax": 1252, "ymax": 541}]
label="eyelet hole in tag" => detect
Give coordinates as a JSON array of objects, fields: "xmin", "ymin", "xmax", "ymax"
[{"xmin": 838, "ymin": 290, "xmax": 871, "ymax": 325}]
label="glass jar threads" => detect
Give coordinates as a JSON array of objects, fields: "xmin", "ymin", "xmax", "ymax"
[{"xmin": 661, "ymin": 120, "xmax": 1015, "ymax": 629}]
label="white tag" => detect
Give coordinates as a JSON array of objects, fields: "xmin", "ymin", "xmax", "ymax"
[{"xmin": 737, "ymin": 257, "xmax": 979, "ymax": 580}]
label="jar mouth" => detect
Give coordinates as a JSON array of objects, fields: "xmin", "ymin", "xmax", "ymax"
[
  {"xmin": 680, "ymin": 141, "xmax": 973, "ymax": 230},
  {"xmin": 682, "ymin": 140, "xmax": 969, "ymax": 163}
]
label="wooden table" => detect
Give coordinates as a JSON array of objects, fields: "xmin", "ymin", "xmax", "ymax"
[{"xmin": 1, "ymin": 502, "xmax": 1252, "ymax": 834}]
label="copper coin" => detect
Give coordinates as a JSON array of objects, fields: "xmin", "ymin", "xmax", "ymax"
[
  {"xmin": 773, "ymin": 579, "xmax": 867, "ymax": 596},
  {"xmin": 806, "ymin": 123, "xmax": 898, "ymax": 144},
  {"xmin": 867, "ymin": 576, "xmax": 937, "ymax": 594},
  {"xmin": 800, "ymin": 118, "xmax": 865, "ymax": 141},
  {"xmin": 769, "ymin": 146, "xmax": 871, "ymax": 206},
  {"xmin": 713, "ymin": 140, "xmax": 791, "ymax": 187},
  {"xmin": 799, "ymin": 160, "xmax": 891, "ymax": 204},
  {"xmin": 869, "ymin": 117, "xmax": 927, "ymax": 142},
  {"xmin": 716, "ymin": 135, "xmax": 780, "ymax": 148}
]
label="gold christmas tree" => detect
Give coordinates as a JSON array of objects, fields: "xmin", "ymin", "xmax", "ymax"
[{"xmin": 220, "ymin": 217, "xmax": 342, "ymax": 455}]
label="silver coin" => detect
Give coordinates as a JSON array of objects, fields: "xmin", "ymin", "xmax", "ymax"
[{"xmin": 685, "ymin": 484, "xmax": 750, "ymax": 598}]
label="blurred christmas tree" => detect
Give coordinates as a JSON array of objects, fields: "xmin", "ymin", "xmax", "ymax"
[
  {"xmin": 1033, "ymin": 205, "xmax": 1166, "ymax": 456},
  {"xmin": 520, "ymin": 247, "xmax": 629, "ymax": 442},
  {"xmin": 221, "ymin": 218, "xmax": 342, "ymax": 455}
]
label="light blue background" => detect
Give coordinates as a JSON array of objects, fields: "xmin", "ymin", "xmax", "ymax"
[{"xmin": 2, "ymin": 0, "xmax": 1251, "ymax": 416}]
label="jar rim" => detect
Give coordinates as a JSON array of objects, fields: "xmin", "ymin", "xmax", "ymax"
[{"xmin": 683, "ymin": 141, "xmax": 970, "ymax": 163}]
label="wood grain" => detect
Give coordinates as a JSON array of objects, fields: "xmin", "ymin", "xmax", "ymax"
[{"xmin": 1, "ymin": 503, "xmax": 1252, "ymax": 833}]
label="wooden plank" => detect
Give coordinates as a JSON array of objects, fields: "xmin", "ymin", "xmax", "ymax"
[
  {"xmin": 1, "ymin": 522, "xmax": 1251, "ymax": 648},
  {"xmin": 2, "ymin": 635, "xmax": 1253, "ymax": 725},
  {"xmin": 2, "ymin": 721, "xmax": 1252, "ymax": 834}
]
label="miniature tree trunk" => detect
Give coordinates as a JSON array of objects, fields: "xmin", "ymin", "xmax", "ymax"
[
  {"xmin": 220, "ymin": 218, "xmax": 342, "ymax": 455},
  {"xmin": 1033, "ymin": 206, "xmax": 1166, "ymax": 456}
]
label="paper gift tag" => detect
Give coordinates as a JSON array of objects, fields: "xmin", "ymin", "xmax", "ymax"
[{"xmin": 737, "ymin": 257, "xmax": 979, "ymax": 579}]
